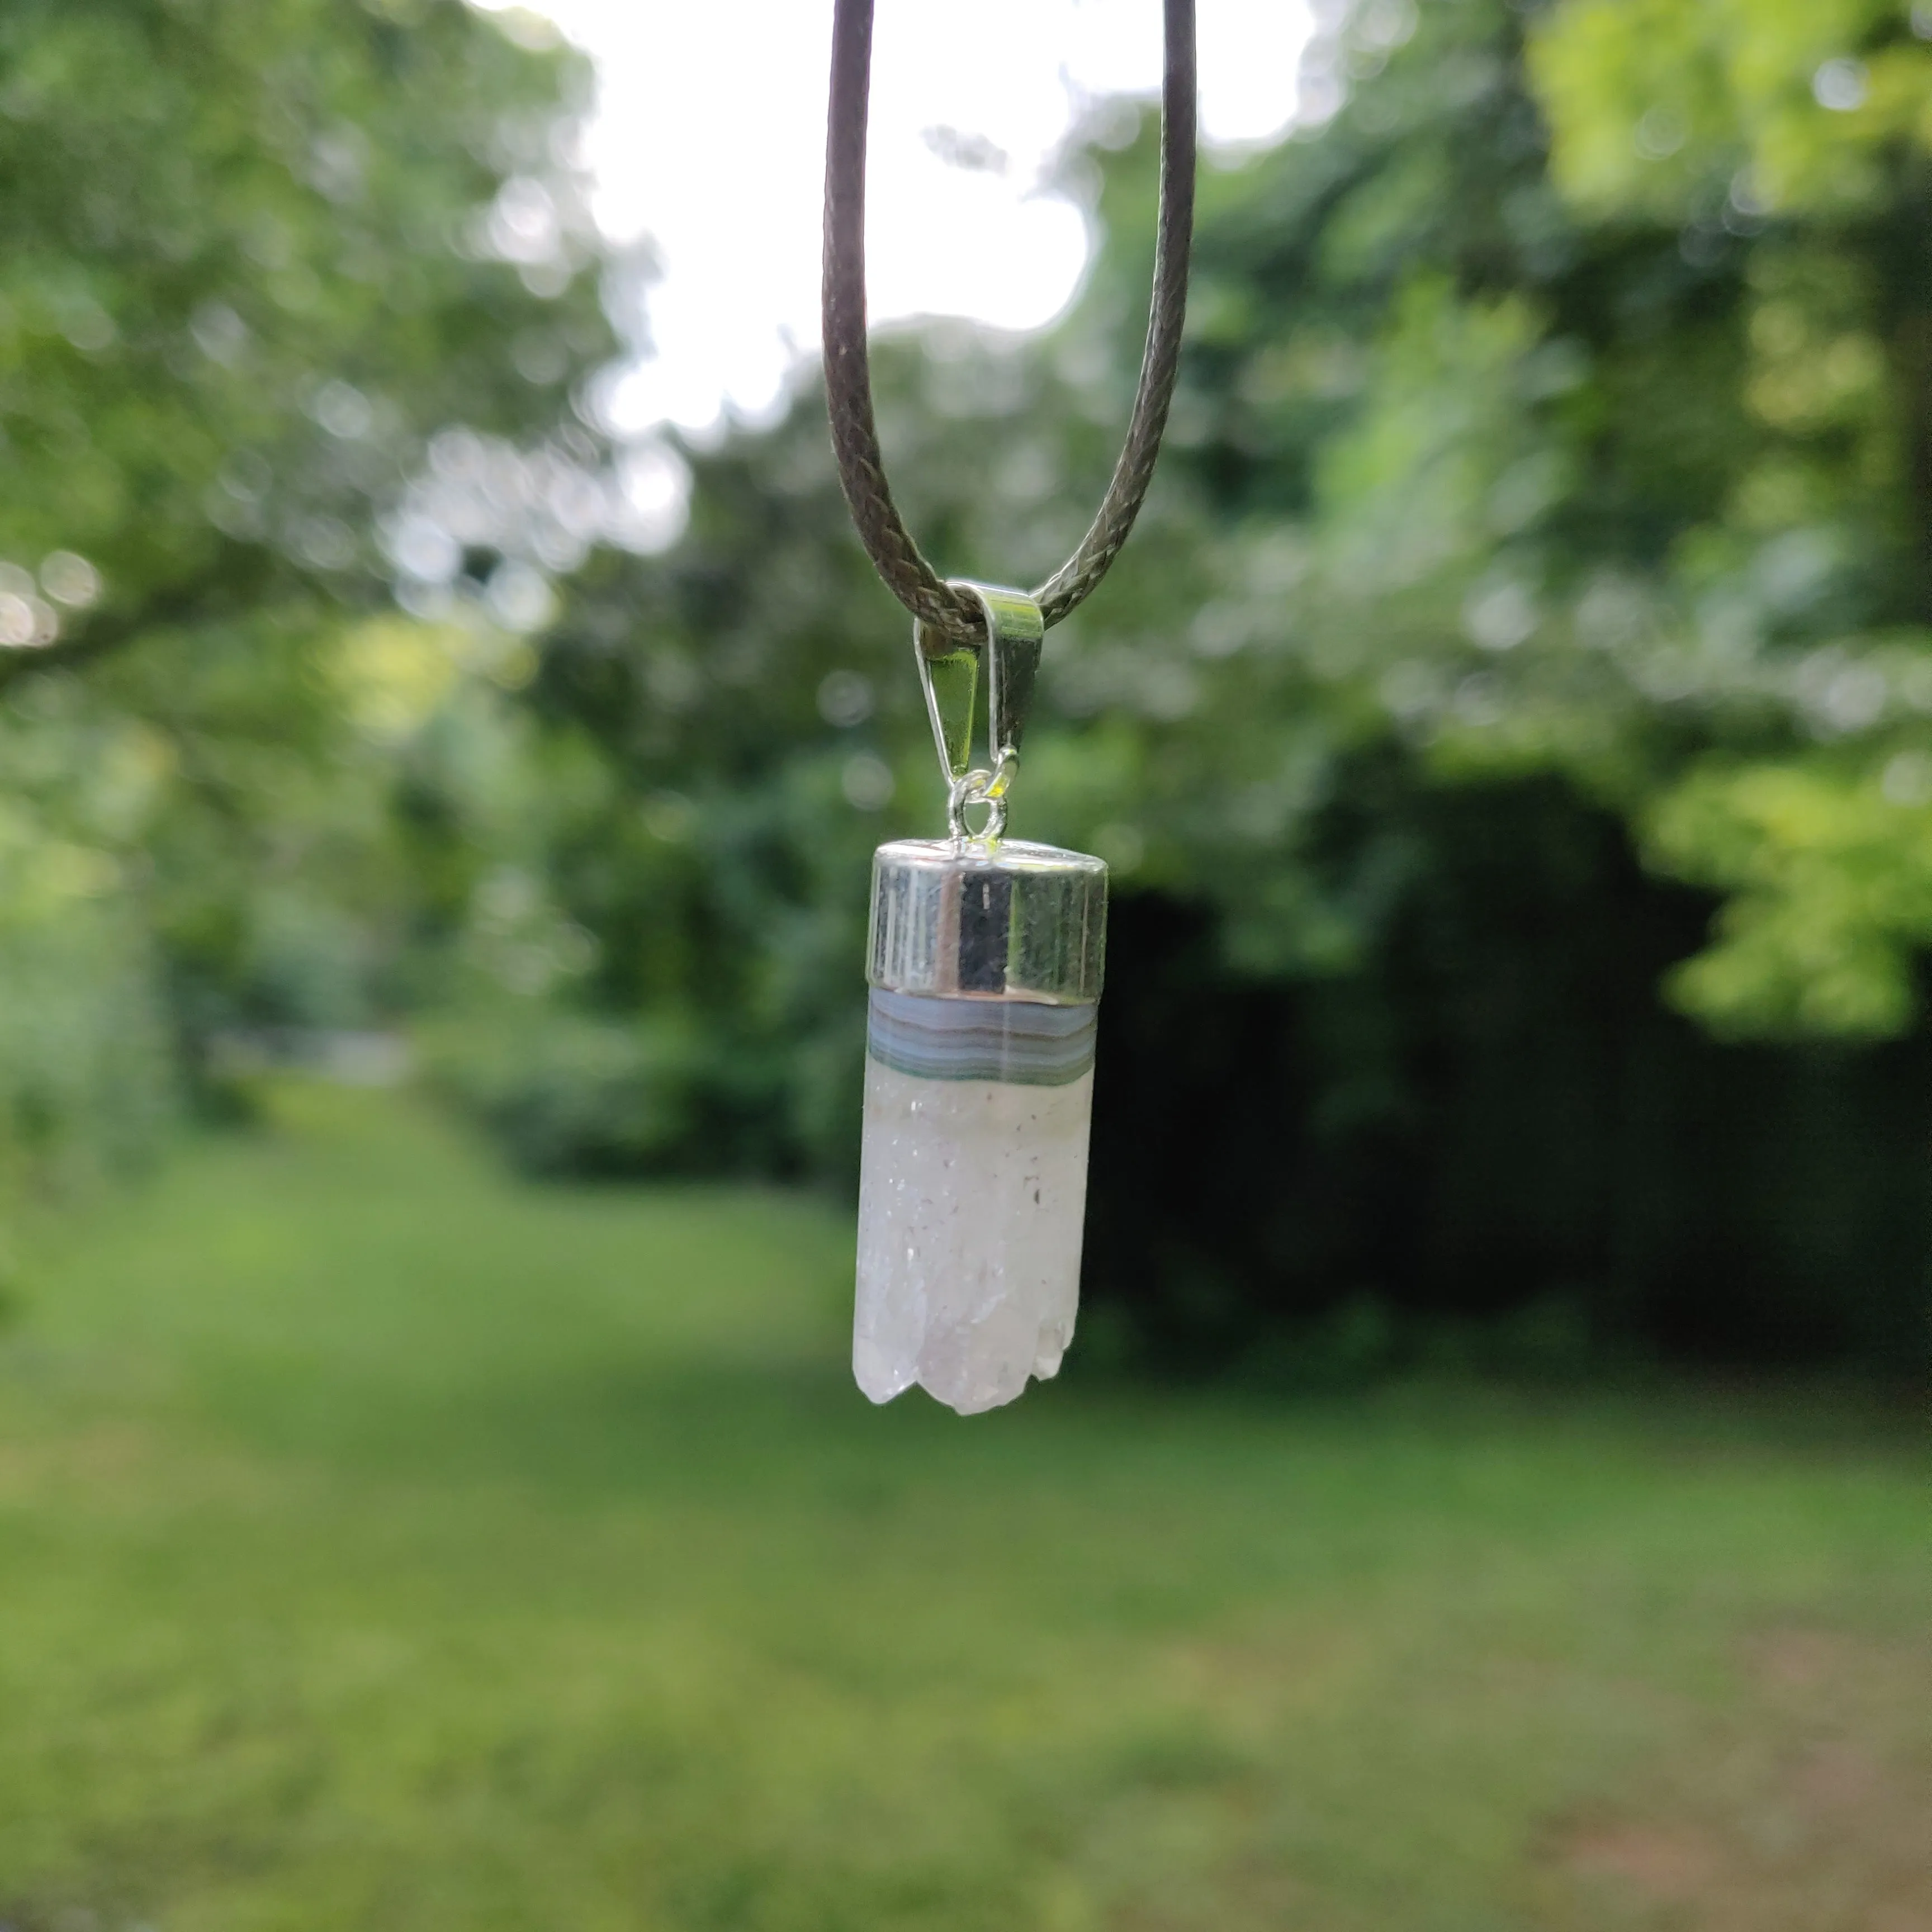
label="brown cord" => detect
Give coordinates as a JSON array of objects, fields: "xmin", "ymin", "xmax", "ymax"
[{"xmin": 823, "ymin": 0, "xmax": 1196, "ymax": 645}]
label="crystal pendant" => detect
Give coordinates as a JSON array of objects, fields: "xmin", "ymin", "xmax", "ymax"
[{"xmin": 854, "ymin": 836, "xmax": 1107, "ymax": 1414}]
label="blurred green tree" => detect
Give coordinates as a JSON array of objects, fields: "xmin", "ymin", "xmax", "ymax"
[
  {"xmin": 491, "ymin": 0, "xmax": 1932, "ymax": 1364},
  {"xmin": 0, "ymin": 0, "xmax": 622, "ymax": 1175},
  {"xmin": 8, "ymin": 0, "xmax": 1924, "ymax": 1364}
]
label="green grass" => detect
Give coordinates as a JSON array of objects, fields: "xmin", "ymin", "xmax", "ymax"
[{"xmin": 0, "ymin": 1082, "xmax": 1925, "ymax": 1932}]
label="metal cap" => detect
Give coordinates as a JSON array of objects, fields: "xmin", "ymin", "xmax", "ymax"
[{"xmin": 867, "ymin": 839, "xmax": 1107, "ymax": 1005}]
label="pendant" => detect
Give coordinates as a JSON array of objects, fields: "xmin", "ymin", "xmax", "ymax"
[{"xmin": 853, "ymin": 583, "xmax": 1109, "ymax": 1414}]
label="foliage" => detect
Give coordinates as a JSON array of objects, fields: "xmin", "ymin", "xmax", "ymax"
[
  {"xmin": 0, "ymin": 0, "xmax": 610, "ymax": 641},
  {"xmin": 468, "ymin": 0, "xmax": 1932, "ymax": 1363},
  {"xmin": 0, "ymin": 0, "xmax": 622, "ymax": 1174},
  {"xmin": 1524, "ymin": 0, "xmax": 1932, "ymax": 1029},
  {"xmin": 0, "ymin": 1081, "xmax": 1925, "ymax": 1929},
  {"xmin": 420, "ymin": 1001, "xmax": 719, "ymax": 1175},
  {"xmin": 1532, "ymin": 0, "xmax": 1932, "ymax": 216},
  {"xmin": 0, "ymin": 692, "xmax": 172, "ymax": 1194},
  {"xmin": 1647, "ymin": 752, "xmax": 1932, "ymax": 1034},
  {"xmin": 4, "ymin": 0, "xmax": 1930, "ymax": 1363}
]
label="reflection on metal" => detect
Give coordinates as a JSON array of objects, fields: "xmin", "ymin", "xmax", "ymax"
[
  {"xmin": 866, "ymin": 836, "xmax": 1107, "ymax": 1006},
  {"xmin": 913, "ymin": 579, "xmax": 1044, "ymax": 843}
]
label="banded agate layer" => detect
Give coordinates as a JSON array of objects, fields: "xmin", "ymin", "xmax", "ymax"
[{"xmin": 854, "ymin": 988, "xmax": 1096, "ymax": 1415}]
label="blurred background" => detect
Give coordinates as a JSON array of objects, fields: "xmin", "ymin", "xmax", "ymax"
[{"xmin": 0, "ymin": 0, "xmax": 1928, "ymax": 1926}]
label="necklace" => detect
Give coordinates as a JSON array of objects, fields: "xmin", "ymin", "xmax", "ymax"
[{"xmin": 823, "ymin": 0, "xmax": 1196, "ymax": 1414}]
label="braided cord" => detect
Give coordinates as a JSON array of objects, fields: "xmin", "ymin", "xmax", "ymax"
[{"xmin": 822, "ymin": 0, "xmax": 1196, "ymax": 645}]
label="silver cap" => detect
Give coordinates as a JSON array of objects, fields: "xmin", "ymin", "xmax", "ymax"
[{"xmin": 867, "ymin": 839, "xmax": 1107, "ymax": 1005}]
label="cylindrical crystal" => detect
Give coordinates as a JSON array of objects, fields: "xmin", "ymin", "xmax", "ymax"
[{"xmin": 855, "ymin": 839, "xmax": 1107, "ymax": 1415}]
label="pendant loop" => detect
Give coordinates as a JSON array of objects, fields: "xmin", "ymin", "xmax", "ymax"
[
  {"xmin": 913, "ymin": 580, "xmax": 1043, "ymax": 841},
  {"xmin": 946, "ymin": 771, "xmax": 1006, "ymax": 843}
]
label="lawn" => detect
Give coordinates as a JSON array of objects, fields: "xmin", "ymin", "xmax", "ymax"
[{"xmin": 0, "ymin": 1082, "xmax": 1924, "ymax": 1932}]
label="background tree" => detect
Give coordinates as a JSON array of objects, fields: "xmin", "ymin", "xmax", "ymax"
[
  {"xmin": 0, "ymin": 0, "xmax": 625, "ymax": 1173},
  {"xmin": 4, "ymin": 0, "xmax": 1925, "ymax": 1372},
  {"xmin": 482, "ymin": 0, "xmax": 1932, "ymax": 1371}
]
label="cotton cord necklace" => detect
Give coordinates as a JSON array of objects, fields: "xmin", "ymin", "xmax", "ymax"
[{"xmin": 825, "ymin": 0, "xmax": 1197, "ymax": 1415}]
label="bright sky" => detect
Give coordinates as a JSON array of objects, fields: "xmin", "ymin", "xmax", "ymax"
[{"xmin": 476, "ymin": 0, "xmax": 1313, "ymax": 437}]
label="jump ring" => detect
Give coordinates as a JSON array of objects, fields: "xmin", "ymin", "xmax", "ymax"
[{"xmin": 947, "ymin": 770, "xmax": 1007, "ymax": 846}]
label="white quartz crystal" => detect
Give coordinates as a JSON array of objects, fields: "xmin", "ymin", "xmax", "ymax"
[{"xmin": 854, "ymin": 1055, "xmax": 1094, "ymax": 1415}]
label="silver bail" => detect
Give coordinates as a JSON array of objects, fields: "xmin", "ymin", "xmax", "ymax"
[{"xmin": 913, "ymin": 580, "xmax": 1044, "ymax": 841}]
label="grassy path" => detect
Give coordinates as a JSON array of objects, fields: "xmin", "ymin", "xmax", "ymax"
[{"xmin": 0, "ymin": 1083, "xmax": 1924, "ymax": 1931}]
